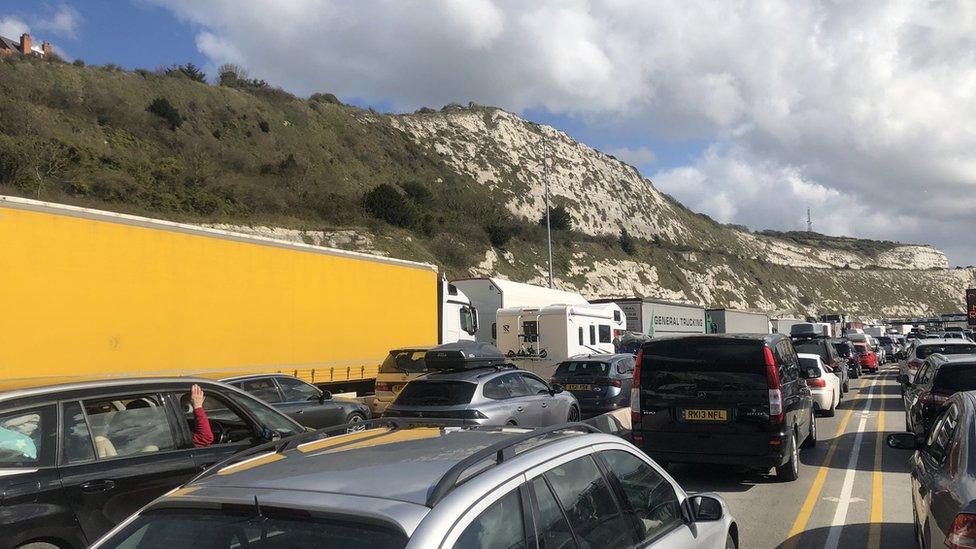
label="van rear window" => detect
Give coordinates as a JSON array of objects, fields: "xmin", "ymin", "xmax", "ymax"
[
  {"xmin": 394, "ymin": 381, "xmax": 476, "ymax": 406},
  {"xmin": 641, "ymin": 339, "xmax": 768, "ymax": 392}
]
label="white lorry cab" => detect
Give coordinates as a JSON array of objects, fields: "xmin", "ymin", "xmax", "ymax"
[
  {"xmin": 495, "ymin": 303, "xmax": 626, "ymax": 379},
  {"xmin": 441, "ymin": 281, "xmax": 478, "ymax": 343}
]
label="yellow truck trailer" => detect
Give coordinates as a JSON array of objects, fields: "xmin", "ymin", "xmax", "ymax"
[{"xmin": 0, "ymin": 196, "xmax": 477, "ymax": 391}]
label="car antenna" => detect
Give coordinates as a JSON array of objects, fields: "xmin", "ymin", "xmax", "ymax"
[{"xmin": 253, "ymin": 495, "xmax": 266, "ymax": 521}]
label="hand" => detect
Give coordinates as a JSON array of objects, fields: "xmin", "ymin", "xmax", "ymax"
[{"xmin": 191, "ymin": 384, "xmax": 205, "ymax": 410}]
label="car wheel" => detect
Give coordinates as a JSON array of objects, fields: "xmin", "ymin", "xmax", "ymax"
[
  {"xmin": 843, "ymin": 380, "xmax": 850, "ymax": 392},
  {"xmin": 725, "ymin": 531, "xmax": 737, "ymax": 549},
  {"xmin": 567, "ymin": 406, "xmax": 580, "ymax": 422},
  {"xmin": 775, "ymin": 432, "xmax": 799, "ymax": 482},
  {"xmin": 802, "ymin": 410, "xmax": 817, "ymax": 448},
  {"xmin": 344, "ymin": 412, "xmax": 367, "ymax": 433},
  {"xmin": 18, "ymin": 544, "xmax": 60, "ymax": 549}
]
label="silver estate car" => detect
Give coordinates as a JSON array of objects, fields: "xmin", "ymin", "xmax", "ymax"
[
  {"xmin": 91, "ymin": 420, "xmax": 739, "ymax": 548},
  {"xmin": 383, "ymin": 366, "xmax": 581, "ymax": 426}
]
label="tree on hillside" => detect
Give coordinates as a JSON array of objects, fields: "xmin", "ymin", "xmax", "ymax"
[
  {"xmin": 540, "ymin": 204, "xmax": 572, "ymax": 231},
  {"xmin": 166, "ymin": 63, "xmax": 207, "ymax": 83},
  {"xmin": 363, "ymin": 183, "xmax": 417, "ymax": 228},
  {"xmin": 218, "ymin": 63, "xmax": 249, "ymax": 86},
  {"xmin": 619, "ymin": 228, "xmax": 636, "ymax": 255}
]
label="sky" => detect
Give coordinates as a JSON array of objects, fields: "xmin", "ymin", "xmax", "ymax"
[{"xmin": 4, "ymin": 1, "xmax": 976, "ymax": 265}]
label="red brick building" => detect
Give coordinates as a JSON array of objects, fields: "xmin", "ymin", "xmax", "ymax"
[{"xmin": 0, "ymin": 33, "xmax": 53, "ymax": 59}]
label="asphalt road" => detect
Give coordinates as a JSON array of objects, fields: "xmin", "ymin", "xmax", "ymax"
[{"xmin": 667, "ymin": 364, "xmax": 914, "ymax": 549}]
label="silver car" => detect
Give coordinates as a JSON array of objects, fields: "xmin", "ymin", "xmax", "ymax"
[
  {"xmin": 384, "ymin": 366, "xmax": 581, "ymax": 426},
  {"xmin": 899, "ymin": 338, "xmax": 976, "ymax": 386},
  {"xmin": 91, "ymin": 421, "xmax": 739, "ymax": 548}
]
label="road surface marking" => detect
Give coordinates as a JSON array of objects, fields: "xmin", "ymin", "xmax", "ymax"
[
  {"xmin": 782, "ymin": 381, "xmax": 860, "ymax": 549},
  {"xmin": 867, "ymin": 372, "xmax": 888, "ymax": 548},
  {"xmin": 823, "ymin": 385, "xmax": 873, "ymax": 549}
]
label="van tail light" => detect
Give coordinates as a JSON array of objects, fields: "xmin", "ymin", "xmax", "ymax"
[
  {"xmin": 374, "ymin": 382, "xmax": 391, "ymax": 392},
  {"xmin": 764, "ymin": 346, "xmax": 784, "ymax": 424},
  {"xmin": 920, "ymin": 390, "xmax": 951, "ymax": 406},
  {"xmin": 631, "ymin": 348, "xmax": 643, "ymax": 426},
  {"xmin": 806, "ymin": 378, "xmax": 826, "ymax": 388},
  {"xmin": 946, "ymin": 513, "xmax": 976, "ymax": 548}
]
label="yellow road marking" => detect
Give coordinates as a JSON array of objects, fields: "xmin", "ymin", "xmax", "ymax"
[
  {"xmin": 867, "ymin": 375, "xmax": 887, "ymax": 548},
  {"xmin": 781, "ymin": 381, "xmax": 859, "ymax": 549}
]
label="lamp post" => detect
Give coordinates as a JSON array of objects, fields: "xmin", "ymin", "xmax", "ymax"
[{"xmin": 544, "ymin": 131, "xmax": 553, "ymax": 289}]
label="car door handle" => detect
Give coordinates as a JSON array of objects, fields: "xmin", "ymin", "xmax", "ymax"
[
  {"xmin": 541, "ymin": 403, "xmax": 548, "ymax": 408},
  {"xmin": 80, "ymin": 480, "xmax": 116, "ymax": 493},
  {"xmin": 293, "ymin": 409, "xmax": 304, "ymax": 414},
  {"xmin": 516, "ymin": 407, "xmax": 523, "ymax": 412}
]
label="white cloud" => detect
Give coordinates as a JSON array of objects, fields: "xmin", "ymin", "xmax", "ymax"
[
  {"xmin": 34, "ymin": 4, "xmax": 81, "ymax": 39},
  {"xmin": 146, "ymin": 0, "xmax": 976, "ymax": 263},
  {"xmin": 0, "ymin": 16, "xmax": 29, "ymax": 39},
  {"xmin": 605, "ymin": 146, "xmax": 656, "ymax": 167}
]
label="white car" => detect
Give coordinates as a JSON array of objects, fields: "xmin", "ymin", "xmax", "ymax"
[{"xmin": 799, "ymin": 352, "xmax": 840, "ymax": 417}]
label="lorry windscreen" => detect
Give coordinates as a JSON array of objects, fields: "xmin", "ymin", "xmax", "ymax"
[
  {"xmin": 394, "ymin": 381, "xmax": 477, "ymax": 406},
  {"xmin": 641, "ymin": 339, "xmax": 768, "ymax": 392}
]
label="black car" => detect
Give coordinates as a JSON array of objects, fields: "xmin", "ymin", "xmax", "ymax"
[
  {"xmin": 888, "ymin": 392, "xmax": 976, "ymax": 549},
  {"xmin": 630, "ymin": 333, "xmax": 815, "ymax": 481},
  {"xmin": 0, "ymin": 377, "xmax": 305, "ymax": 549},
  {"xmin": 223, "ymin": 374, "xmax": 371, "ymax": 430},
  {"xmin": 832, "ymin": 338, "xmax": 861, "ymax": 378},
  {"xmin": 550, "ymin": 353, "xmax": 635, "ymax": 416},
  {"xmin": 900, "ymin": 354, "xmax": 976, "ymax": 438},
  {"xmin": 792, "ymin": 336, "xmax": 849, "ymax": 393}
]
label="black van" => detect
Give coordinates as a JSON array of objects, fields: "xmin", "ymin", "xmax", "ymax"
[{"xmin": 630, "ymin": 334, "xmax": 815, "ymax": 481}]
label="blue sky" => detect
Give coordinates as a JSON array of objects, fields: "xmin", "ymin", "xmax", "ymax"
[{"xmin": 3, "ymin": 1, "xmax": 975, "ymax": 264}]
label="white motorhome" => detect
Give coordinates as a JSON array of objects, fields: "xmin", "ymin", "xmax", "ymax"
[
  {"xmin": 451, "ymin": 277, "xmax": 588, "ymax": 343},
  {"xmin": 495, "ymin": 303, "xmax": 626, "ymax": 379}
]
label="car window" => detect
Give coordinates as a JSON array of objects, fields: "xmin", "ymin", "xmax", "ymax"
[
  {"xmin": 84, "ymin": 395, "xmax": 176, "ymax": 458},
  {"xmin": 793, "ymin": 341, "xmax": 829, "ymax": 364},
  {"xmin": 933, "ymin": 367, "xmax": 976, "ymax": 392},
  {"xmin": 276, "ymin": 377, "xmax": 321, "ymax": 402},
  {"xmin": 531, "ymin": 476, "xmax": 578, "ymax": 549},
  {"xmin": 62, "ymin": 401, "xmax": 96, "ymax": 464},
  {"xmin": 0, "ymin": 405, "xmax": 55, "ymax": 467},
  {"xmin": 453, "ymin": 487, "xmax": 527, "ymax": 549},
  {"xmin": 484, "ymin": 374, "xmax": 530, "ymax": 400},
  {"xmin": 379, "ymin": 350, "xmax": 427, "ymax": 374},
  {"xmin": 589, "ymin": 325, "xmax": 596, "ymax": 346},
  {"xmin": 642, "ymin": 339, "xmax": 768, "ymax": 391},
  {"xmin": 543, "ymin": 455, "xmax": 634, "ymax": 547},
  {"xmin": 925, "ymin": 403, "xmax": 959, "ymax": 462},
  {"xmin": 599, "ymin": 450, "xmax": 682, "ymax": 543},
  {"xmin": 226, "ymin": 391, "xmax": 303, "ymax": 437},
  {"xmin": 917, "ymin": 344, "xmax": 976, "ymax": 359},
  {"xmin": 238, "ymin": 378, "xmax": 283, "ymax": 403},
  {"xmin": 555, "ymin": 361, "xmax": 610, "ymax": 377},
  {"xmin": 395, "ymin": 381, "xmax": 477, "ymax": 406},
  {"xmin": 520, "ymin": 374, "xmax": 550, "ymax": 395},
  {"xmin": 916, "ymin": 362, "xmax": 934, "ymax": 385},
  {"xmin": 178, "ymin": 390, "xmax": 257, "ymax": 446}
]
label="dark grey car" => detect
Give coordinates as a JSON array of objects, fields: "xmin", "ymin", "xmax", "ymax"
[
  {"xmin": 223, "ymin": 374, "xmax": 370, "ymax": 430},
  {"xmin": 383, "ymin": 367, "xmax": 580, "ymax": 426},
  {"xmin": 550, "ymin": 353, "xmax": 635, "ymax": 416},
  {"xmin": 888, "ymin": 392, "xmax": 976, "ymax": 549}
]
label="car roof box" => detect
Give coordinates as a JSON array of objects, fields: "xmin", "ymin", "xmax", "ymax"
[
  {"xmin": 791, "ymin": 323, "xmax": 827, "ymax": 338},
  {"xmin": 425, "ymin": 341, "xmax": 508, "ymax": 371}
]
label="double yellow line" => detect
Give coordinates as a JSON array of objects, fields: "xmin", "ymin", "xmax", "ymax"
[{"xmin": 782, "ymin": 373, "xmax": 889, "ymax": 549}]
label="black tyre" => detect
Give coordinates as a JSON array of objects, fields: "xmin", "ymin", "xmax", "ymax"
[
  {"xmin": 843, "ymin": 380, "xmax": 850, "ymax": 392},
  {"xmin": 567, "ymin": 406, "xmax": 580, "ymax": 422},
  {"xmin": 344, "ymin": 412, "xmax": 366, "ymax": 433},
  {"xmin": 802, "ymin": 411, "xmax": 817, "ymax": 448},
  {"xmin": 825, "ymin": 396, "xmax": 836, "ymax": 417},
  {"xmin": 775, "ymin": 432, "xmax": 799, "ymax": 482},
  {"xmin": 726, "ymin": 531, "xmax": 737, "ymax": 549}
]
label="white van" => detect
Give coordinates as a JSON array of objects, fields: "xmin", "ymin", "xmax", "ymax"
[{"xmin": 495, "ymin": 303, "xmax": 626, "ymax": 379}]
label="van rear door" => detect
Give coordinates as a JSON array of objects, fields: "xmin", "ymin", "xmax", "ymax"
[{"xmin": 637, "ymin": 337, "xmax": 773, "ymax": 457}]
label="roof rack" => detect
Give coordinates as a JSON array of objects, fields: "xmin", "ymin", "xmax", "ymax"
[{"xmin": 425, "ymin": 422, "xmax": 601, "ymax": 507}]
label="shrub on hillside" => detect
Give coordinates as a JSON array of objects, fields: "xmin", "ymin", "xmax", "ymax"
[
  {"xmin": 165, "ymin": 63, "xmax": 207, "ymax": 83},
  {"xmin": 619, "ymin": 228, "xmax": 636, "ymax": 255},
  {"xmin": 401, "ymin": 181, "xmax": 432, "ymax": 204},
  {"xmin": 146, "ymin": 97, "xmax": 182, "ymax": 130},
  {"xmin": 539, "ymin": 204, "xmax": 572, "ymax": 231},
  {"xmin": 363, "ymin": 183, "xmax": 417, "ymax": 228},
  {"xmin": 484, "ymin": 222, "xmax": 518, "ymax": 248}
]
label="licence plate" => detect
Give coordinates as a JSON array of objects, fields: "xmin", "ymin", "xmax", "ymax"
[
  {"xmin": 564, "ymin": 384, "xmax": 592, "ymax": 391},
  {"xmin": 682, "ymin": 409, "xmax": 729, "ymax": 422}
]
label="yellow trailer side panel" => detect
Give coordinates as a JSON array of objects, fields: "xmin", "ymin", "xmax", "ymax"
[{"xmin": 0, "ymin": 198, "xmax": 438, "ymax": 383}]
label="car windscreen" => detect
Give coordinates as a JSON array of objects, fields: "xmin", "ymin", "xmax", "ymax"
[
  {"xmin": 393, "ymin": 380, "xmax": 477, "ymax": 406},
  {"xmin": 933, "ymin": 366, "xmax": 976, "ymax": 392},
  {"xmin": 96, "ymin": 509, "xmax": 407, "ymax": 549},
  {"xmin": 554, "ymin": 361, "xmax": 610, "ymax": 377},
  {"xmin": 379, "ymin": 350, "xmax": 427, "ymax": 374},
  {"xmin": 793, "ymin": 341, "xmax": 828, "ymax": 363},
  {"xmin": 916, "ymin": 344, "xmax": 976, "ymax": 359},
  {"xmin": 641, "ymin": 339, "xmax": 767, "ymax": 392}
]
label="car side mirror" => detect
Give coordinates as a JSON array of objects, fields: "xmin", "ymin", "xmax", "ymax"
[
  {"xmin": 886, "ymin": 432, "xmax": 921, "ymax": 450},
  {"xmin": 689, "ymin": 495, "xmax": 723, "ymax": 521},
  {"xmin": 550, "ymin": 383, "xmax": 564, "ymax": 395},
  {"xmin": 260, "ymin": 427, "xmax": 282, "ymax": 442},
  {"xmin": 318, "ymin": 390, "xmax": 333, "ymax": 403}
]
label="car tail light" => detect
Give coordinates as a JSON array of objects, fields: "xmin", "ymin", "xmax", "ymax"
[
  {"xmin": 764, "ymin": 346, "xmax": 784, "ymax": 424},
  {"xmin": 946, "ymin": 513, "xmax": 976, "ymax": 549},
  {"xmin": 908, "ymin": 360, "xmax": 922, "ymax": 371},
  {"xmin": 920, "ymin": 390, "xmax": 951, "ymax": 406},
  {"xmin": 374, "ymin": 382, "xmax": 391, "ymax": 392},
  {"xmin": 609, "ymin": 379, "xmax": 622, "ymax": 388},
  {"xmin": 806, "ymin": 378, "xmax": 826, "ymax": 388},
  {"xmin": 631, "ymin": 348, "xmax": 643, "ymax": 426}
]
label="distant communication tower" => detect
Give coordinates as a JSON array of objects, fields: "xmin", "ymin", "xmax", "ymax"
[{"xmin": 807, "ymin": 208, "xmax": 812, "ymax": 233}]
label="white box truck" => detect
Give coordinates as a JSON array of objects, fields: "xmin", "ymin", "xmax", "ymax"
[
  {"xmin": 771, "ymin": 317, "xmax": 805, "ymax": 334},
  {"xmin": 706, "ymin": 309, "xmax": 771, "ymax": 334},
  {"xmin": 591, "ymin": 297, "xmax": 706, "ymax": 337},
  {"xmin": 451, "ymin": 277, "xmax": 588, "ymax": 343},
  {"xmin": 495, "ymin": 303, "xmax": 626, "ymax": 379}
]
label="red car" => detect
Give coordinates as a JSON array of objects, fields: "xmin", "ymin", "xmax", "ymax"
[{"xmin": 854, "ymin": 342, "xmax": 878, "ymax": 373}]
